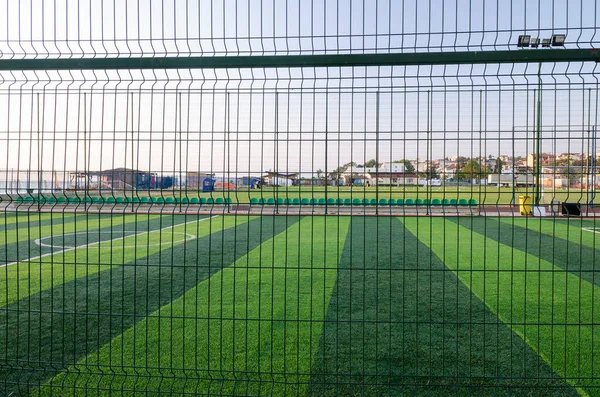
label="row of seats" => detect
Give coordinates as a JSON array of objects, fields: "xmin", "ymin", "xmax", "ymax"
[
  {"xmin": 250, "ymin": 197, "xmax": 477, "ymax": 206},
  {"xmin": 13, "ymin": 196, "xmax": 233, "ymax": 205},
  {"xmin": 13, "ymin": 196, "xmax": 478, "ymax": 206}
]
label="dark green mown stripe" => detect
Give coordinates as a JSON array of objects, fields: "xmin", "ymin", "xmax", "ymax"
[
  {"xmin": 406, "ymin": 217, "xmax": 600, "ymax": 395},
  {"xmin": 451, "ymin": 217, "xmax": 600, "ymax": 288},
  {"xmin": 0, "ymin": 216, "xmax": 298, "ymax": 396},
  {"xmin": 0, "ymin": 215, "xmax": 219, "ymax": 307},
  {"xmin": 310, "ymin": 217, "xmax": 575, "ymax": 396},
  {"xmin": 499, "ymin": 218, "xmax": 600, "ymax": 249},
  {"xmin": 40, "ymin": 216, "xmax": 347, "ymax": 396}
]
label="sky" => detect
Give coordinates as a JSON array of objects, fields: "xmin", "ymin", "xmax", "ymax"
[{"xmin": 0, "ymin": 0, "xmax": 599, "ymax": 177}]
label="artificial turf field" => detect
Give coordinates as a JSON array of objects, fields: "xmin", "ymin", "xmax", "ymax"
[{"xmin": 0, "ymin": 211, "xmax": 599, "ymax": 396}]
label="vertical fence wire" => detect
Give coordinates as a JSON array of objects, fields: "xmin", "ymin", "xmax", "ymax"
[{"xmin": 0, "ymin": 0, "xmax": 599, "ymax": 396}]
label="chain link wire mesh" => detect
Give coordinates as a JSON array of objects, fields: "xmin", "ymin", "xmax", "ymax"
[{"xmin": 0, "ymin": 1, "xmax": 599, "ymax": 395}]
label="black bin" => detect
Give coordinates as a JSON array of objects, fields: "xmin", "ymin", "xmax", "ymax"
[{"xmin": 561, "ymin": 202, "xmax": 581, "ymax": 216}]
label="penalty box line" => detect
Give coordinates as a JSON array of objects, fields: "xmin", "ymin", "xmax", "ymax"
[{"xmin": 0, "ymin": 215, "xmax": 219, "ymax": 269}]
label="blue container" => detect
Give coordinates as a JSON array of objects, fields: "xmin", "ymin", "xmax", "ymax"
[
  {"xmin": 202, "ymin": 177, "xmax": 215, "ymax": 192},
  {"xmin": 250, "ymin": 178, "xmax": 262, "ymax": 189}
]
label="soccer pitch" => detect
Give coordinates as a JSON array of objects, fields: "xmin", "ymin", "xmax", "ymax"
[{"xmin": 1, "ymin": 212, "xmax": 599, "ymax": 396}]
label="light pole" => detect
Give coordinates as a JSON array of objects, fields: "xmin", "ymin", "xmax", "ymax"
[
  {"xmin": 591, "ymin": 126, "xmax": 596, "ymax": 206},
  {"xmin": 518, "ymin": 34, "xmax": 566, "ymax": 207},
  {"xmin": 534, "ymin": 62, "xmax": 542, "ymax": 206}
]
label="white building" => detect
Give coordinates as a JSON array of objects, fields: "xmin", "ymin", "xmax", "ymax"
[
  {"xmin": 361, "ymin": 163, "xmax": 419, "ymax": 186},
  {"xmin": 364, "ymin": 162, "xmax": 406, "ymax": 174},
  {"xmin": 487, "ymin": 174, "xmax": 536, "ymax": 187}
]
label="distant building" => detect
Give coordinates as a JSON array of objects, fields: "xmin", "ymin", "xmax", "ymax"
[
  {"xmin": 296, "ymin": 176, "xmax": 320, "ymax": 186},
  {"xmin": 527, "ymin": 153, "xmax": 556, "ymax": 167},
  {"xmin": 265, "ymin": 172, "xmax": 298, "ymax": 186},
  {"xmin": 450, "ymin": 156, "xmax": 468, "ymax": 163},
  {"xmin": 440, "ymin": 163, "xmax": 458, "ymax": 179},
  {"xmin": 348, "ymin": 175, "xmax": 370, "ymax": 186},
  {"xmin": 68, "ymin": 172, "xmax": 101, "ymax": 190},
  {"xmin": 372, "ymin": 172, "xmax": 419, "ymax": 186},
  {"xmin": 484, "ymin": 157, "xmax": 504, "ymax": 173},
  {"xmin": 557, "ymin": 152, "xmax": 584, "ymax": 162},
  {"xmin": 364, "ymin": 162, "xmax": 406, "ymax": 174},
  {"xmin": 186, "ymin": 172, "xmax": 211, "ymax": 188},
  {"xmin": 361, "ymin": 162, "xmax": 418, "ymax": 186},
  {"xmin": 88, "ymin": 168, "xmax": 158, "ymax": 190},
  {"xmin": 415, "ymin": 160, "xmax": 439, "ymax": 173},
  {"xmin": 540, "ymin": 166, "xmax": 589, "ymax": 187},
  {"xmin": 487, "ymin": 174, "xmax": 536, "ymax": 187},
  {"xmin": 240, "ymin": 175, "xmax": 263, "ymax": 186}
]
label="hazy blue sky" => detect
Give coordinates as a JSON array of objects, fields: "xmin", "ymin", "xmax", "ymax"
[{"xmin": 0, "ymin": 0, "xmax": 598, "ymax": 175}]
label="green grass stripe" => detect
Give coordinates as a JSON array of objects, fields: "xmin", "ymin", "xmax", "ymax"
[
  {"xmin": 0, "ymin": 212, "xmax": 77, "ymax": 229},
  {"xmin": 403, "ymin": 217, "xmax": 600, "ymax": 396},
  {"xmin": 499, "ymin": 217, "xmax": 600, "ymax": 250},
  {"xmin": 0, "ymin": 213, "xmax": 151, "ymax": 246},
  {"xmin": 0, "ymin": 213, "xmax": 164, "ymax": 267},
  {"xmin": 311, "ymin": 217, "xmax": 573, "ymax": 396},
  {"xmin": 455, "ymin": 217, "xmax": 600, "ymax": 290},
  {"xmin": 0, "ymin": 215, "xmax": 247, "ymax": 308},
  {"xmin": 1, "ymin": 215, "xmax": 295, "ymax": 397},
  {"xmin": 0, "ymin": 211, "xmax": 55, "ymax": 224},
  {"xmin": 38, "ymin": 216, "xmax": 349, "ymax": 396},
  {"xmin": 0, "ymin": 215, "xmax": 186, "ymax": 307}
]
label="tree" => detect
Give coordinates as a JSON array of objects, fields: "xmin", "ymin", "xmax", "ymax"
[
  {"xmin": 488, "ymin": 157, "xmax": 505, "ymax": 173},
  {"xmin": 496, "ymin": 158, "xmax": 506, "ymax": 170},
  {"xmin": 314, "ymin": 169, "xmax": 327, "ymax": 186},
  {"xmin": 392, "ymin": 159, "xmax": 415, "ymax": 173},
  {"xmin": 556, "ymin": 158, "xmax": 570, "ymax": 166},
  {"xmin": 364, "ymin": 159, "xmax": 382, "ymax": 168},
  {"xmin": 419, "ymin": 167, "xmax": 440, "ymax": 179},
  {"xmin": 330, "ymin": 161, "xmax": 360, "ymax": 180},
  {"xmin": 456, "ymin": 159, "xmax": 490, "ymax": 181},
  {"xmin": 330, "ymin": 165, "xmax": 347, "ymax": 180}
]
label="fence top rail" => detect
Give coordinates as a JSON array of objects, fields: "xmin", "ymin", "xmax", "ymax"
[{"xmin": 0, "ymin": 49, "xmax": 599, "ymax": 71}]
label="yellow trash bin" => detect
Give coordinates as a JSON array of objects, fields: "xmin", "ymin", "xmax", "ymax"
[{"xmin": 519, "ymin": 195, "xmax": 531, "ymax": 216}]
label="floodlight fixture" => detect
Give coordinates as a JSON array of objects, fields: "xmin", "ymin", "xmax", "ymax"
[
  {"xmin": 517, "ymin": 35, "xmax": 531, "ymax": 47},
  {"xmin": 530, "ymin": 38, "xmax": 540, "ymax": 48},
  {"xmin": 552, "ymin": 34, "xmax": 566, "ymax": 46},
  {"xmin": 542, "ymin": 38, "xmax": 551, "ymax": 47}
]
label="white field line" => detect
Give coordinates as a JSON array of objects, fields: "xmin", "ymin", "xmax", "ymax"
[
  {"xmin": 1, "ymin": 215, "xmax": 219, "ymax": 269},
  {"xmin": 582, "ymin": 227, "xmax": 600, "ymax": 234},
  {"xmin": 34, "ymin": 231, "xmax": 197, "ymax": 249}
]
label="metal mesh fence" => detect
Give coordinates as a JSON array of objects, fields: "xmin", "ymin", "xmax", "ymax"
[{"xmin": 1, "ymin": 1, "xmax": 600, "ymax": 395}]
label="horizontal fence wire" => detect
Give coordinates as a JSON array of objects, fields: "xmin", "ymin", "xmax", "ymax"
[
  {"xmin": 1, "ymin": 67, "xmax": 599, "ymax": 214},
  {"xmin": 1, "ymin": 1, "xmax": 599, "ymax": 396}
]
